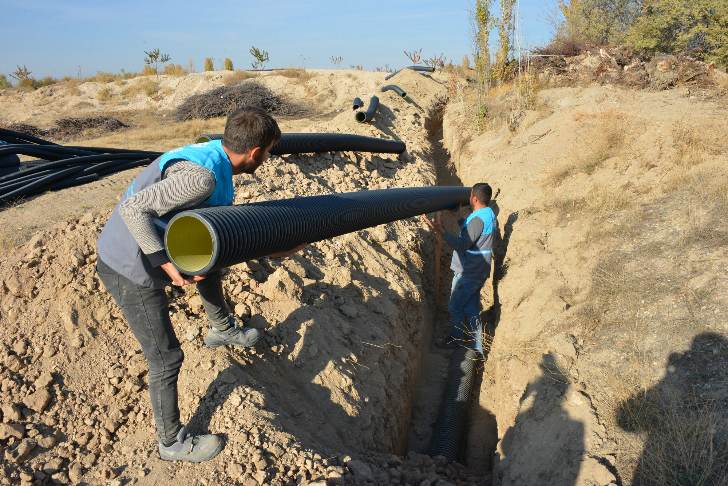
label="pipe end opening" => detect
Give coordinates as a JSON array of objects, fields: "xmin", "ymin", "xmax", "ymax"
[
  {"xmin": 166, "ymin": 215, "xmax": 215, "ymax": 274},
  {"xmin": 355, "ymin": 112, "xmax": 366, "ymax": 123}
]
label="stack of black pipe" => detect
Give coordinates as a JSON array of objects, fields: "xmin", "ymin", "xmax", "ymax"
[
  {"xmin": 0, "ymin": 128, "xmax": 159, "ymax": 206},
  {"xmin": 0, "ymin": 129, "xmax": 407, "ymax": 206}
]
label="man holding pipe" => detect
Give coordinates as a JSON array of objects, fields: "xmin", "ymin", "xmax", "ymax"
[
  {"xmin": 95, "ymin": 107, "xmax": 302, "ymax": 462},
  {"xmin": 423, "ymin": 183, "xmax": 496, "ymax": 355}
]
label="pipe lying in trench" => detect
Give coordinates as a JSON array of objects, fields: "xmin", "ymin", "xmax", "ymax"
[
  {"xmin": 429, "ymin": 348, "xmax": 479, "ymax": 461},
  {"xmin": 352, "ymin": 97, "xmax": 364, "ymax": 110},
  {"xmin": 381, "ymin": 85, "xmax": 407, "ymax": 98},
  {"xmin": 165, "ymin": 186, "xmax": 470, "ymax": 275},
  {"xmin": 384, "ymin": 65, "xmax": 436, "ymax": 81},
  {"xmin": 355, "ymin": 96, "xmax": 380, "ymax": 124},
  {"xmin": 195, "ymin": 132, "xmax": 405, "ymax": 155}
]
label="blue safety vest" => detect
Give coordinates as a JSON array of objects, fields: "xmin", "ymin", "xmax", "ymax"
[{"xmin": 97, "ymin": 141, "xmax": 234, "ymax": 287}]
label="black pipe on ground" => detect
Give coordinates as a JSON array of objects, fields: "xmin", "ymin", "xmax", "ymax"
[
  {"xmin": 352, "ymin": 97, "xmax": 364, "ymax": 110},
  {"xmin": 165, "ymin": 186, "xmax": 470, "ymax": 275},
  {"xmin": 429, "ymin": 348, "xmax": 479, "ymax": 461},
  {"xmin": 384, "ymin": 65, "xmax": 436, "ymax": 80},
  {"xmin": 196, "ymin": 132, "xmax": 404, "ymax": 155},
  {"xmin": 355, "ymin": 96, "xmax": 379, "ymax": 123},
  {"xmin": 381, "ymin": 85, "xmax": 407, "ymax": 98}
]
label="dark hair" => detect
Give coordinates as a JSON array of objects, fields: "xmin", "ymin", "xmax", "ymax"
[
  {"xmin": 471, "ymin": 182, "xmax": 492, "ymax": 205},
  {"xmin": 223, "ymin": 107, "xmax": 281, "ymax": 154}
]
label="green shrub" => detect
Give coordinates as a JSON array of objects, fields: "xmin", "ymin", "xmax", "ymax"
[
  {"xmin": 0, "ymin": 75, "xmax": 10, "ymax": 89},
  {"xmin": 204, "ymin": 57, "xmax": 214, "ymax": 71},
  {"xmin": 224, "ymin": 58, "xmax": 234, "ymax": 71},
  {"xmin": 627, "ymin": 0, "xmax": 728, "ymax": 68}
]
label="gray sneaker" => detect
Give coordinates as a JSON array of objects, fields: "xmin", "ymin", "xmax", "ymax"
[
  {"xmin": 204, "ymin": 317, "xmax": 260, "ymax": 349},
  {"xmin": 158, "ymin": 426, "xmax": 224, "ymax": 463}
]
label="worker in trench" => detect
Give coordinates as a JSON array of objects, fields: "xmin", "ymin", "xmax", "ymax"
[
  {"xmin": 422, "ymin": 183, "xmax": 496, "ymax": 355},
  {"xmin": 95, "ymin": 107, "xmax": 304, "ymax": 462}
]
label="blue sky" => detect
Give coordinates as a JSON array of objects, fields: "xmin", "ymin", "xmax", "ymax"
[{"xmin": 1, "ymin": 0, "xmax": 560, "ymax": 78}]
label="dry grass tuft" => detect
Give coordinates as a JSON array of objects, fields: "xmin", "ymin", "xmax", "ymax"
[
  {"xmin": 276, "ymin": 68, "xmax": 314, "ymax": 82},
  {"xmin": 546, "ymin": 110, "xmax": 627, "ymax": 186},
  {"xmin": 121, "ymin": 79, "xmax": 159, "ymax": 99},
  {"xmin": 96, "ymin": 86, "xmax": 112, "ymax": 102},
  {"xmin": 222, "ymin": 70, "xmax": 257, "ymax": 86}
]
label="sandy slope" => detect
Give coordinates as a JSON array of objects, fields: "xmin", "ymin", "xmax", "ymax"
[{"xmin": 445, "ymin": 83, "xmax": 728, "ymax": 485}]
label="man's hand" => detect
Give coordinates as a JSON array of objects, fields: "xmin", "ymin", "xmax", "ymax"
[
  {"xmin": 160, "ymin": 262, "xmax": 207, "ymax": 286},
  {"xmin": 420, "ymin": 214, "xmax": 443, "ymax": 233},
  {"xmin": 268, "ymin": 244, "xmax": 307, "ymax": 259}
]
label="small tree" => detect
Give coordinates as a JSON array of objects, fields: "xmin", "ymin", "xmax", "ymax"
[
  {"xmin": 204, "ymin": 57, "xmax": 214, "ymax": 71},
  {"xmin": 493, "ymin": 0, "xmax": 516, "ymax": 83},
  {"xmin": 250, "ymin": 46, "xmax": 270, "ymax": 70},
  {"xmin": 223, "ymin": 58, "xmax": 234, "ymax": 71},
  {"xmin": 404, "ymin": 48, "xmax": 423, "ymax": 64},
  {"xmin": 144, "ymin": 48, "xmax": 172, "ymax": 78},
  {"xmin": 474, "ymin": 0, "xmax": 493, "ymax": 94},
  {"xmin": 10, "ymin": 65, "xmax": 34, "ymax": 89},
  {"xmin": 462, "ymin": 55, "xmax": 471, "ymax": 70},
  {"xmin": 424, "ymin": 53, "xmax": 447, "ymax": 69},
  {"xmin": 330, "ymin": 55, "xmax": 343, "ymax": 66},
  {"xmin": 0, "ymin": 74, "xmax": 10, "ymax": 89}
]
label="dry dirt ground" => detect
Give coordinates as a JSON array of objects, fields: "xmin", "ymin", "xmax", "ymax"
[
  {"xmin": 445, "ymin": 76, "xmax": 728, "ymax": 485},
  {"xmin": 3, "ymin": 63, "xmax": 727, "ymax": 486},
  {"xmin": 0, "ymin": 70, "xmax": 484, "ymax": 485}
]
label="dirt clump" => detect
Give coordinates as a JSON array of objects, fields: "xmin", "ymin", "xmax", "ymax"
[{"xmin": 175, "ymin": 81, "xmax": 306, "ymax": 121}]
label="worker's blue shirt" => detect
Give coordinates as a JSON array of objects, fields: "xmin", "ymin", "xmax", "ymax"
[{"xmin": 445, "ymin": 206, "xmax": 497, "ymax": 279}]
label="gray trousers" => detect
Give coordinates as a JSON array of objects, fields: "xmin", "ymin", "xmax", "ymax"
[{"xmin": 96, "ymin": 258, "xmax": 230, "ymax": 445}]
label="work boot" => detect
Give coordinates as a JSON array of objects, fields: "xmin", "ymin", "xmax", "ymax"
[
  {"xmin": 203, "ymin": 315, "xmax": 260, "ymax": 349},
  {"xmin": 158, "ymin": 426, "xmax": 224, "ymax": 463}
]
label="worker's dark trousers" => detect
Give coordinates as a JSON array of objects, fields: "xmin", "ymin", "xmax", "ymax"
[{"xmin": 96, "ymin": 259, "xmax": 231, "ymax": 445}]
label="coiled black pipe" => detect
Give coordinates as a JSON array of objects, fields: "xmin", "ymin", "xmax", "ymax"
[
  {"xmin": 384, "ymin": 65, "xmax": 436, "ymax": 80},
  {"xmin": 0, "ymin": 128, "xmax": 56, "ymax": 146},
  {"xmin": 429, "ymin": 348, "xmax": 479, "ymax": 461},
  {"xmin": 381, "ymin": 85, "xmax": 407, "ymax": 98},
  {"xmin": 355, "ymin": 96, "xmax": 379, "ymax": 124},
  {"xmin": 165, "ymin": 186, "xmax": 470, "ymax": 275},
  {"xmin": 196, "ymin": 132, "xmax": 404, "ymax": 155},
  {"xmin": 0, "ymin": 153, "xmax": 153, "ymax": 184},
  {"xmin": 352, "ymin": 97, "xmax": 364, "ymax": 110}
]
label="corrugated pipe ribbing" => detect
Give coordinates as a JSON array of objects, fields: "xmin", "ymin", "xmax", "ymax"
[
  {"xmin": 429, "ymin": 348, "xmax": 479, "ymax": 461},
  {"xmin": 165, "ymin": 186, "xmax": 470, "ymax": 275}
]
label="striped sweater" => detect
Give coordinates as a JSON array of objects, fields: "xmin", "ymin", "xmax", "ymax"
[{"xmin": 118, "ymin": 161, "xmax": 216, "ymax": 265}]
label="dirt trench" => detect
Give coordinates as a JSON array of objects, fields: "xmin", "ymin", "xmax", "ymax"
[
  {"xmin": 404, "ymin": 102, "xmax": 499, "ymax": 481},
  {"xmin": 0, "ymin": 70, "xmax": 493, "ymax": 486}
]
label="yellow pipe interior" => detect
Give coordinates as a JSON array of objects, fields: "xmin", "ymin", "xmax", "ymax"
[{"xmin": 166, "ymin": 215, "xmax": 214, "ymax": 273}]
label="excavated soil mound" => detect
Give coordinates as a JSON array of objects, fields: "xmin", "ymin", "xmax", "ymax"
[{"xmin": 175, "ymin": 81, "xmax": 305, "ymax": 121}]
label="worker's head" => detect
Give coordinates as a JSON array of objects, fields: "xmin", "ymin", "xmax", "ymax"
[
  {"xmin": 222, "ymin": 107, "xmax": 282, "ymax": 175},
  {"xmin": 470, "ymin": 182, "xmax": 492, "ymax": 208}
]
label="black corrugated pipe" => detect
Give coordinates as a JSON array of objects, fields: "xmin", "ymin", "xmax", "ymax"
[
  {"xmin": 196, "ymin": 131, "xmax": 404, "ymax": 154},
  {"xmin": 381, "ymin": 85, "xmax": 407, "ymax": 98},
  {"xmin": 384, "ymin": 65, "xmax": 436, "ymax": 80},
  {"xmin": 352, "ymin": 97, "xmax": 364, "ymax": 110},
  {"xmin": 355, "ymin": 96, "xmax": 379, "ymax": 124},
  {"xmin": 429, "ymin": 348, "xmax": 479, "ymax": 461},
  {"xmin": 165, "ymin": 186, "xmax": 470, "ymax": 275}
]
